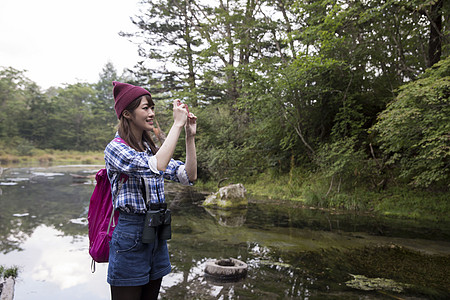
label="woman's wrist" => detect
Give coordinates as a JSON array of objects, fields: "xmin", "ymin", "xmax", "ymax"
[{"xmin": 172, "ymin": 122, "xmax": 185, "ymax": 130}]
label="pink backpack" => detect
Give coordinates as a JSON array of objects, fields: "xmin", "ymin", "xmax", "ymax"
[{"xmin": 88, "ymin": 138, "xmax": 128, "ymax": 272}]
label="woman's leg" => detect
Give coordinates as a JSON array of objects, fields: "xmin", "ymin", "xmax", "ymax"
[
  {"xmin": 141, "ymin": 278, "xmax": 162, "ymax": 300},
  {"xmin": 110, "ymin": 278, "xmax": 162, "ymax": 300},
  {"xmin": 110, "ymin": 285, "xmax": 143, "ymax": 300}
]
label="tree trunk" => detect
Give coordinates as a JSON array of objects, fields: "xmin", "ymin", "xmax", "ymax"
[
  {"xmin": 184, "ymin": 0, "xmax": 197, "ymax": 106},
  {"xmin": 427, "ymin": 0, "xmax": 443, "ymax": 67}
]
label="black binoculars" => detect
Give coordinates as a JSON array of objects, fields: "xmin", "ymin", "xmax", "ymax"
[{"xmin": 142, "ymin": 202, "xmax": 172, "ymax": 244}]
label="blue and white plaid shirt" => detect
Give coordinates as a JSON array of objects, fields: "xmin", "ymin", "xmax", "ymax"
[{"xmin": 104, "ymin": 134, "xmax": 192, "ymax": 214}]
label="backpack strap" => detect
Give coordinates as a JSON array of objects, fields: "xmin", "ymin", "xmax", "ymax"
[
  {"xmin": 106, "ymin": 176, "xmax": 126, "ymax": 235},
  {"xmin": 142, "ymin": 177, "xmax": 163, "ymax": 206},
  {"xmin": 106, "ymin": 137, "xmax": 129, "ymax": 233},
  {"xmin": 143, "ymin": 178, "xmax": 150, "ymax": 206},
  {"xmin": 113, "ymin": 137, "xmax": 128, "ymax": 145}
]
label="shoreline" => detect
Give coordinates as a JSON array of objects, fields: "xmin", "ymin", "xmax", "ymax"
[{"xmin": 2, "ymin": 158, "xmax": 449, "ymax": 223}]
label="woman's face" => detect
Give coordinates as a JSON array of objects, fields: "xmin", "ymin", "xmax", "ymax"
[{"xmin": 129, "ymin": 96, "xmax": 155, "ymax": 132}]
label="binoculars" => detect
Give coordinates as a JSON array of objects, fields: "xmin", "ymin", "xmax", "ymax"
[{"xmin": 142, "ymin": 202, "xmax": 172, "ymax": 244}]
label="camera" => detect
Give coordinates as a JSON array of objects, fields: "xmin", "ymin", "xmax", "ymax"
[{"xmin": 142, "ymin": 202, "xmax": 172, "ymax": 244}]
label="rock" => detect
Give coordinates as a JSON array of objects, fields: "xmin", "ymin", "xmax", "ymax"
[
  {"xmin": 0, "ymin": 277, "xmax": 15, "ymax": 300},
  {"xmin": 202, "ymin": 183, "xmax": 248, "ymax": 209}
]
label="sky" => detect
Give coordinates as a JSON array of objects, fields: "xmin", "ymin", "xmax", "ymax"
[{"xmin": 0, "ymin": 0, "xmax": 143, "ymax": 90}]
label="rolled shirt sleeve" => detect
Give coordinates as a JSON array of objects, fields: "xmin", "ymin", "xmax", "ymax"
[{"xmin": 163, "ymin": 159, "xmax": 192, "ymax": 186}]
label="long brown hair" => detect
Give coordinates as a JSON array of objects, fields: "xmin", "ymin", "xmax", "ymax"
[{"xmin": 117, "ymin": 95, "xmax": 159, "ymax": 154}]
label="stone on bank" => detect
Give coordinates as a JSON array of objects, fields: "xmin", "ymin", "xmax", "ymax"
[
  {"xmin": 202, "ymin": 183, "xmax": 248, "ymax": 209},
  {"xmin": 0, "ymin": 277, "xmax": 15, "ymax": 300}
]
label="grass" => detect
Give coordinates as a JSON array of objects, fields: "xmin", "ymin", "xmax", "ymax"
[
  {"xmin": 0, "ymin": 149, "xmax": 105, "ymax": 167},
  {"xmin": 0, "ymin": 265, "xmax": 19, "ymax": 279},
  {"xmin": 212, "ymin": 167, "xmax": 450, "ymax": 222},
  {"xmin": 373, "ymin": 187, "xmax": 450, "ymax": 221},
  {"xmin": 243, "ymin": 167, "xmax": 308, "ymax": 202}
]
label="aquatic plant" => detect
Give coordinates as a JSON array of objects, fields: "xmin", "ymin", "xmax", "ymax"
[{"xmin": 0, "ymin": 265, "xmax": 18, "ymax": 279}]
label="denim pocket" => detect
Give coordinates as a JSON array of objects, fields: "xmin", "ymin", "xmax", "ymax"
[{"xmin": 113, "ymin": 231, "xmax": 142, "ymax": 253}]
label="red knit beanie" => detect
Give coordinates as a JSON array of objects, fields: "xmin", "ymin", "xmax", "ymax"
[{"xmin": 113, "ymin": 81, "xmax": 152, "ymax": 119}]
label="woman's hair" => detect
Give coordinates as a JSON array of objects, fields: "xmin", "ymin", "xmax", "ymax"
[{"xmin": 117, "ymin": 95, "xmax": 159, "ymax": 154}]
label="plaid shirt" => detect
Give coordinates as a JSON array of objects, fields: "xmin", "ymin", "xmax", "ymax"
[{"xmin": 104, "ymin": 134, "xmax": 192, "ymax": 213}]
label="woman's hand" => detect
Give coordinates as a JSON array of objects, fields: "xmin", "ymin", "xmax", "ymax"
[
  {"xmin": 173, "ymin": 99, "xmax": 188, "ymax": 128},
  {"xmin": 185, "ymin": 112, "xmax": 197, "ymax": 138}
]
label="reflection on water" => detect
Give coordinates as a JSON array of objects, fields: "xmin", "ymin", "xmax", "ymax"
[
  {"xmin": 2, "ymin": 225, "xmax": 109, "ymax": 299},
  {"xmin": 0, "ymin": 165, "xmax": 450, "ymax": 299}
]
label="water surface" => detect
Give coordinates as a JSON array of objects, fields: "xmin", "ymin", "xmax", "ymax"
[{"xmin": 1, "ymin": 165, "xmax": 449, "ymax": 299}]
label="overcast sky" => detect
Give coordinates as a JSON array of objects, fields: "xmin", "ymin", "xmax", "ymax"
[{"xmin": 0, "ymin": 0, "xmax": 142, "ymax": 90}]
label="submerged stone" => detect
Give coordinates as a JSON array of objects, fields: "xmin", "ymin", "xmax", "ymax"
[{"xmin": 345, "ymin": 274, "xmax": 410, "ymax": 293}]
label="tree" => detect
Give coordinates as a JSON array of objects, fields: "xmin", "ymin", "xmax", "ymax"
[
  {"xmin": 20, "ymin": 84, "xmax": 53, "ymax": 149},
  {"xmin": 415, "ymin": 0, "xmax": 448, "ymax": 67},
  {"xmin": 90, "ymin": 62, "xmax": 122, "ymax": 148},
  {"xmin": 123, "ymin": 0, "xmax": 202, "ymax": 105},
  {"xmin": 0, "ymin": 67, "xmax": 42, "ymax": 153},
  {"xmin": 372, "ymin": 56, "xmax": 450, "ymax": 188},
  {"xmin": 46, "ymin": 83, "xmax": 97, "ymax": 151}
]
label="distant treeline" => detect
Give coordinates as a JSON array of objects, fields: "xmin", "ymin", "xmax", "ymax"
[{"xmin": 1, "ymin": 0, "xmax": 448, "ymax": 194}]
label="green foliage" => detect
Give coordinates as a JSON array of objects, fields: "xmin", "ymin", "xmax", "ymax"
[
  {"xmin": 195, "ymin": 104, "xmax": 259, "ymax": 180},
  {"xmin": 244, "ymin": 167, "xmax": 307, "ymax": 202},
  {"xmin": 372, "ymin": 57, "xmax": 450, "ymax": 188},
  {"xmin": 316, "ymin": 137, "xmax": 367, "ymax": 181},
  {"xmin": 0, "ymin": 67, "xmax": 40, "ymax": 141},
  {"xmin": 0, "ymin": 64, "xmax": 126, "ymax": 153},
  {"xmin": 124, "ymin": 0, "xmax": 202, "ymax": 104},
  {"xmin": 0, "ymin": 265, "xmax": 19, "ymax": 279}
]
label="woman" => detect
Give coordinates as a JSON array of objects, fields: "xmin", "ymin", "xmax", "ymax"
[{"xmin": 104, "ymin": 81, "xmax": 197, "ymax": 300}]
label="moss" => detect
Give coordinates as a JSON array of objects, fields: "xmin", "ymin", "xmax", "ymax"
[
  {"xmin": 203, "ymin": 196, "xmax": 248, "ymax": 209},
  {"xmin": 347, "ymin": 246, "xmax": 450, "ymax": 293},
  {"xmin": 291, "ymin": 245, "xmax": 450, "ymax": 298},
  {"xmin": 345, "ymin": 274, "xmax": 411, "ymax": 292}
]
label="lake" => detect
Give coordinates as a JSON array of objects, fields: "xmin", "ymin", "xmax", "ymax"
[{"xmin": 0, "ymin": 165, "xmax": 449, "ymax": 299}]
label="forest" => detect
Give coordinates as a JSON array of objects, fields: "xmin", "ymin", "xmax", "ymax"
[{"xmin": 1, "ymin": 0, "xmax": 449, "ymax": 217}]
